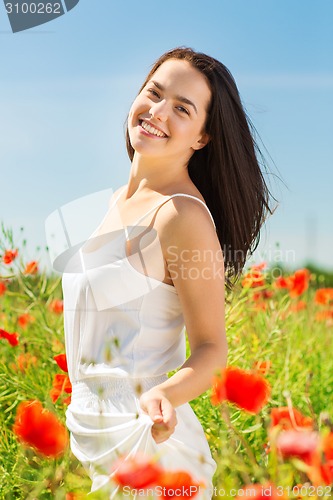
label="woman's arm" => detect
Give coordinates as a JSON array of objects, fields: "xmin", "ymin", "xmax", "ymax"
[{"xmin": 140, "ymin": 198, "xmax": 228, "ymax": 442}]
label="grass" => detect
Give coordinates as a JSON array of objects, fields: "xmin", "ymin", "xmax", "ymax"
[{"xmin": 1, "ymin": 225, "xmax": 333, "ymax": 499}]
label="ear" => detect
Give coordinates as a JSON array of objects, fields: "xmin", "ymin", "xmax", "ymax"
[{"xmin": 192, "ymin": 132, "xmax": 211, "ymax": 151}]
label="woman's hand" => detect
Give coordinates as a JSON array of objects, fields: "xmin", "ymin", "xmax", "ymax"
[{"xmin": 139, "ymin": 390, "xmax": 177, "ymax": 444}]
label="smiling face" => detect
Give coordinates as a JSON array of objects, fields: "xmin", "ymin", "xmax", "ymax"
[{"xmin": 127, "ymin": 59, "xmax": 212, "ymax": 165}]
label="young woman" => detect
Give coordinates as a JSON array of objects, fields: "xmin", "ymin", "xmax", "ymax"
[{"xmin": 61, "ymin": 47, "xmax": 272, "ymax": 498}]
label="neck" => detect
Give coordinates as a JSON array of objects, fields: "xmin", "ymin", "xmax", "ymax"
[{"xmin": 126, "ymin": 153, "xmax": 191, "ymax": 197}]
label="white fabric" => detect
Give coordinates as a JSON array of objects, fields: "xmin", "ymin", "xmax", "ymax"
[{"xmin": 61, "ymin": 187, "xmax": 217, "ymax": 498}]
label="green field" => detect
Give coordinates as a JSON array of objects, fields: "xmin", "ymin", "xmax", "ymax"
[{"xmin": 1, "ymin": 226, "xmax": 333, "ymax": 499}]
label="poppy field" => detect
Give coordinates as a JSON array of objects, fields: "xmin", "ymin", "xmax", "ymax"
[{"xmin": 1, "ymin": 224, "xmax": 333, "ymax": 499}]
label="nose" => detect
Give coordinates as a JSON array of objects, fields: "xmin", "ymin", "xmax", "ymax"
[{"xmin": 149, "ymin": 99, "xmax": 168, "ymax": 122}]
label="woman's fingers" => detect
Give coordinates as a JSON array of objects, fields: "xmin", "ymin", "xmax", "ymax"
[
  {"xmin": 151, "ymin": 419, "xmax": 175, "ymax": 443},
  {"xmin": 151, "ymin": 398, "xmax": 177, "ymax": 443},
  {"xmin": 145, "ymin": 399, "xmax": 164, "ymax": 423},
  {"xmin": 160, "ymin": 397, "xmax": 177, "ymax": 427},
  {"xmin": 140, "ymin": 391, "xmax": 177, "ymax": 443}
]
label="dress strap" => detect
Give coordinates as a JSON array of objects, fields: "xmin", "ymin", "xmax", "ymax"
[
  {"xmin": 112, "ymin": 186, "xmax": 128, "ymax": 207},
  {"xmin": 125, "ymin": 192, "xmax": 216, "ymax": 237}
]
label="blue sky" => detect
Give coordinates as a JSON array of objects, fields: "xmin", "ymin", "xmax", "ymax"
[{"xmin": 1, "ymin": 0, "xmax": 332, "ymax": 271}]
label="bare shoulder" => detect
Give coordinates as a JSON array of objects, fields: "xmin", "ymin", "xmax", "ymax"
[
  {"xmin": 160, "ymin": 193, "xmax": 217, "ymax": 242},
  {"xmin": 156, "ymin": 196, "xmax": 222, "ymax": 280}
]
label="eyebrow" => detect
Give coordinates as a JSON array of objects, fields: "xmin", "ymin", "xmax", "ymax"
[{"xmin": 149, "ymin": 80, "xmax": 198, "ymax": 114}]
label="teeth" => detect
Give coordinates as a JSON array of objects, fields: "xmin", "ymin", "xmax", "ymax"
[{"xmin": 141, "ymin": 121, "xmax": 166, "ymax": 138}]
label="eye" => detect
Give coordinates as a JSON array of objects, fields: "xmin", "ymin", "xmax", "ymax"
[
  {"xmin": 147, "ymin": 88, "xmax": 160, "ymax": 98},
  {"xmin": 176, "ymin": 105, "xmax": 189, "ymax": 115}
]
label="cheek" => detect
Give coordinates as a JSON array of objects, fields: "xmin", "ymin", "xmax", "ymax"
[
  {"xmin": 132, "ymin": 93, "xmax": 146, "ymax": 108},
  {"xmin": 128, "ymin": 103, "xmax": 136, "ymax": 120},
  {"xmin": 128, "ymin": 96, "xmax": 140, "ymax": 114},
  {"xmin": 178, "ymin": 123, "xmax": 202, "ymax": 141}
]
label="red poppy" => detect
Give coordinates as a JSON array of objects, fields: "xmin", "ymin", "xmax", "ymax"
[
  {"xmin": 235, "ymin": 483, "xmax": 284, "ymax": 499},
  {"xmin": 251, "ymin": 262, "xmax": 267, "ymax": 271},
  {"xmin": 0, "ymin": 282, "xmax": 6, "ymax": 296},
  {"xmin": 317, "ymin": 461, "xmax": 333, "ymax": 486},
  {"xmin": 253, "ymin": 301, "xmax": 268, "ymax": 312},
  {"xmin": 252, "ymin": 290, "xmax": 274, "ymax": 311},
  {"xmin": 23, "ymin": 261, "xmax": 39, "ymax": 275},
  {"xmin": 253, "ymin": 360, "xmax": 272, "ymax": 376},
  {"xmin": 314, "ymin": 288, "xmax": 333, "ymax": 306},
  {"xmin": 322, "ymin": 432, "xmax": 333, "ymax": 461},
  {"xmin": 288, "ymin": 269, "xmax": 310, "ymax": 298},
  {"xmin": 54, "ymin": 353, "xmax": 68, "ymax": 372},
  {"xmin": 211, "ymin": 366, "xmax": 271, "ymax": 414},
  {"xmin": 62, "ymin": 395, "xmax": 71, "ymax": 405},
  {"xmin": 274, "ymin": 276, "xmax": 292, "ymax": 289},
  {"xmin": 2, "ymin": 249, "xmax": 18, "ymax": 265},
  {"xmin": 275, "ymin": 269, "xmax": 310, "ymax": 298},
  {"xmin": 13, "ymin": 400, "xmax": 68, "ymax": 457},
  {"xmin": 242, "ymin": 269, "xmax": 265, "ymax": 288},
  {"xmin": 0, "ymin": 328, "xmax": 19, "ymax": 346},
  {"xmin": 300, "ymin": 433, "xmax": 333, "ymax": 487},
  {"xmin": 15, "ymin": 353, "xmax": 37, "ymax": 372},
  {"xmin": 159, "ymin": 470, "xmax": 202, "ymax": 499},
  {"xmin": 50, "ymin": 374, "xmax": 72, "ymax": 404},
  {"xmin": 49, "ymin": 299, "xmax": 64, "ymax": 314},
  {"xmin": 112, "ymin": 454, "xmax": 163, "ymax": 489},
  {"xmin": 290, "ymin": 300, "xmax": 307, "ymax": 312},
  {"xmin": 18, "ymin": 313, "xmax": 35, "ymax": 329},
  {"xmin": 315, "ymin": 310, "xmax": 333, "ymax": 322},
  {"xmin": 276, "ymin": 430, "xmax": 319, "ymax": 464},
  {"xmin": 270, "ymin": 407, "xmax": 313, "ymax": 430},
  {"xmin": 253, "ymin": 290, "xmax": 274, "ymax": 302}
]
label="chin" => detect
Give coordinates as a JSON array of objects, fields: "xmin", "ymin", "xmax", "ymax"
[{"xmin": 129, "ymin": 138, "xmax": 158, "ymax": 156}]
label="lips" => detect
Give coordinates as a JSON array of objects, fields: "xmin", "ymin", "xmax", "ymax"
[{"xmin": 139, "ymin": 120, "xmax": 168, "ymax": 138}]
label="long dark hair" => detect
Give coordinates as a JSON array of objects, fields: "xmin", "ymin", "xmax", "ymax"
[{"xmin": 125, "ymin": 47, "xmax": 275, "ymax": 289}]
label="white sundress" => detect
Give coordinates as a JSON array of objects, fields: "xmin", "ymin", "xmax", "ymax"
[{"xmin": 61, "ymin": 186, "xmax": 217, "ymax": 498}]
